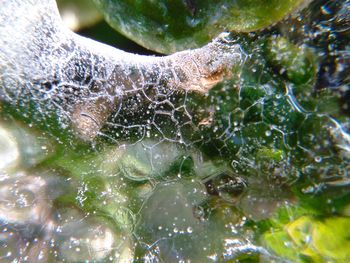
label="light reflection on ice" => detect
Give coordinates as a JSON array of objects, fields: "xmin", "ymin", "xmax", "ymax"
[{"xmin": 0, "ymin": 127, "xmax": 19, "ymax": 170}]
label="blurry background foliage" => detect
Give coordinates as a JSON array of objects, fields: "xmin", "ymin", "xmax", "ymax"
[{"xmin": 0, "ymin": 0, "xmax": 349, "ymax": 262}]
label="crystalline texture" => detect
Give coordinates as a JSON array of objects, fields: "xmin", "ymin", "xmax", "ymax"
[{"xmin": 0, "ymin": 0, "xmax": 244, "ymax": 141}]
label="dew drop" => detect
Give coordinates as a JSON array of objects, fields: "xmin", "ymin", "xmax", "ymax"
[
  {"xmin": 314, "ymin": 156, "xmax": 322, "ymax": 163},
  {"xmin": 38, "ymin": 250, "xmax": 44, "ymax": 260},
  {"xmin": 187, "ymin": 227, "xmax": 193, "ymax": 233}
]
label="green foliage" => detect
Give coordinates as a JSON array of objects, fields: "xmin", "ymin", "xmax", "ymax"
[
  {"xmin": 263, "ymin": 215, "xmax": 350, "ymax": 262},
  {"xmin": 93, "ymin": 0, "xmax": 306, "ymax": 53},
  {"xmin": 264, "ymin": 36, "xmax": 317, "ymax": 85}
]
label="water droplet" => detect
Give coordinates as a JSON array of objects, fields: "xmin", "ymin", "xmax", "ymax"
[
  {"xmin": 314, "ymin": 156, "xmax": 322, "ymax": 163},
  {"xmin": 265, "ymin": 130, "xmax": 272, "ymax": 137},
  {"xmin": 38, "ymin": 250, "xmax": 44, "ymax": 260},
  {"xmin": 321, "ymin": 5, "xmax": 331, "ymax": 15}
]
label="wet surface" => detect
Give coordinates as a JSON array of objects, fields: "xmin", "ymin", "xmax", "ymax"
[{"xmin": 0, "ymin": 0, "xmax": 350, "ymax": 262}]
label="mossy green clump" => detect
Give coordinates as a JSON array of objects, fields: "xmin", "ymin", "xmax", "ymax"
[
  {"xmin": 256, "ymin": 147, "xmax": 285, "ymax": 162},
  {"xmin": 264, "ymin": 36, "xmax": 317, "ymax": 85}
]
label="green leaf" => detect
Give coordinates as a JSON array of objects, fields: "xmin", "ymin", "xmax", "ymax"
[
  {"xmin": 263, "ymin": 215, "xmax": 350, "ymax": 262},
  {"xmin": 93, "ymin": 0, "xmax": 307, "ymax": 53}
]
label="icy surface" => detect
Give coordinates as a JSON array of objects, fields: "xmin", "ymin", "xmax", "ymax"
[
  {"xmin": 0, "ymin": 0, "xmax": 243, "ymax": 141},
  {"xmin": 0, "ymin": 0, "xmax": 350, "ymax": 262}
]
